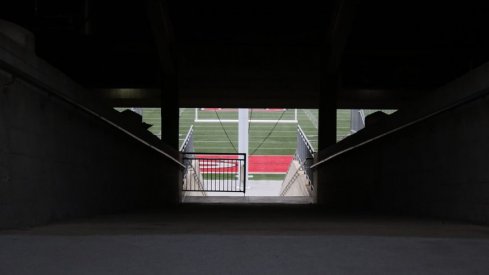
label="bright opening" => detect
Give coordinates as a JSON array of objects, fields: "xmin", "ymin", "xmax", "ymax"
[
  {"xmin": 179, "ymin": 108, "xmax": 317, "ymax": 202},
  {"xmin": 113, "ymin": 107, "xmax": 396, "ymax": 203}
]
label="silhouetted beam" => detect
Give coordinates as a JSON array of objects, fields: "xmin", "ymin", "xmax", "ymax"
[
  {"xmin": 319, "ymin": 0, "xmax": 361, "ymax": 150},
  {"xmin": 323, "ymin": 0, "xmax": 361, "ymax": 74},
  {"xmin": 147, "ymin": 0, "xmax": 176, "ymax": 76},
  {"xmin": 338, "ymin": 88, "xmax": 427, "ymax": 109},
  {"xmin": 96, "ymin": 88, "xmax": 160, "ymax": 107},
  {"xmin": 96, "ymin": 87, "xmax": 424, "ymax": 109},
  {"xmin": 147, "ymin": 0, "xmax": 179, "ymax": 149}
]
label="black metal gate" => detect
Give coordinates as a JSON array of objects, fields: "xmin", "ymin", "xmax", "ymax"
[{"xmin": 182, "ymin": 152, "xmax": 246, "ymax": 193}]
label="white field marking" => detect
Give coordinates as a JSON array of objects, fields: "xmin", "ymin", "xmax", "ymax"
[
  {"xmin": 192, "ymin": 143, "xmax": 294, "ymax": 146},
  {"xmin": 303, "ymin": 109, "xmax": 318, "ymax": 129},
  {"xmin": 195, "ymin": 113, "xmax": 295, "ymax": 116},
  {"xmin": 194, "ymin": 147, "xmax": 295, "ymax": 150},
  {"xmin": 192, "ymin": 123, "xmax": 294, "ymax": 126},
  {"xmin": 193, "ymin": 130, "xmax": 298, "ymax": 133},
  {"xmin": 247, "ymin": 172, "xmax": 287, "ymax": 175},
  {"xmin": 192, "ymin": 138, "xmax": 294, "ymax": 141},
  {"xmin": 190, "ymin": 128, "xmax": 297, "ymax": 133},
  {"xmin": 192, "ymin": 138, "xmax": 295, "ymax": 141},
  {"xmin": 194, "ymin": 137, "xmax": 292, "ymax": 143},
  {"xmin": 243, "ymin": 124, "xmax": 300, "ymax": 126},
  {"xmin": 196, "ymin": 121, "xmax": 292, "ymax": 127},
  {"xmin": 193, "ymin": 135, "xmax": 295, "ymax": 138},
  {"xmin": 194, "ymin": 125, "xmax": 292, "ymax": 127},
  {"xmin": 194, "ymin": 150, "xmax": 294, "ymax": 152},
  {"xmin": 195, "ymin": 143, "xmax": 296, "ymax": 146},
  {"xmin": 194, "ymin": 120, "xmax": 297, "ymax": 123},
  {"xmin": 193, "ymin": 136, "xmax": 296, "ymax": 138},
  {"xmin": 193, "ymin": 123, "xmax": 295, "ymax": 126},
  {"xmin": 200, "ymin": 162, "xmax": 237, "ymax": 169},
  {"xmin": 193, "ymin": 132, "xmax": 296, "ymax": 134},
  {"xmin": 194, "ymin": 137, "xmax": 293, "ymax": 143},
  {"xmin": 192, "ymin": 137, "xmax": 295, "ymax": 140},
  {"xmin": 194, "ymin": 113, "xmax": 295, "ymax": 120},
  {"xmin": 193, "ymin": 139, "xmax": 295, "ymax": 142},
  {"xmin": 193, "ymin": 140, "xmax": 297, "ymax": 143}
]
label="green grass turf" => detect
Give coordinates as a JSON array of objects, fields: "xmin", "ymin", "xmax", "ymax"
[
  {"xmin": 179, "ymin": 109, "xmax": 318, "ymax": 155},
  {"xmin": 337, "ymin": 110, "xmax": 351, "ymax": 141},
  {"xmin": 249, "ymin": 174, "xmax": 289, "ymax": 180}
]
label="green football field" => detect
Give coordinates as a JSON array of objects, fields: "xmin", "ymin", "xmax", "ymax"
[{"xmin": 179, "ymin": 109, "xmax": 318, "ymax": 155}]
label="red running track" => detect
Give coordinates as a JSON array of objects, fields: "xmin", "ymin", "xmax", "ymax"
[
  {"xmin": 201, "ymin": 108, "xmax": 286, "ymax": 112},
  {"xmin": 249, "ymin": 155, "xmax": 293, "ymax": 173},
  {"xmin": 197, "ymin": 155, "xmax": 293, "ymax": 174}
]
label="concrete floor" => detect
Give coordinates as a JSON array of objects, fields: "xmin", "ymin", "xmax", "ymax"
[
  {"xmin": 185, "ymin": 180, "xmax": 284, "ymax": 197},
  {"xmin": 1, "ymin": 206, "xmax": 489, "ymax": 275},
  {"xmin": 182, "ymin": 196, "xmax": 313, "ymax": 204}
]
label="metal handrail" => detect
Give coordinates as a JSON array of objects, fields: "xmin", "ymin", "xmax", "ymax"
[
  {"xmin": 0, "ymin": 60, "xmax": 185, "ymax": 169},
  {"xmin": 181, "ymin": 152, "xmax": 247, "ymax": 193},
  {"xmin": 311, "ymin": 86, "xmax": 489, "ymax": 170},
  {"xmin": 179, "ymin": 125, "xmax": 194, "ymax": 152},
  {"xmin": 188, "ymin": 152, "xmax": 247, "ymax": 156},
  {"xmin": 296, "ymin": 125, "xmax": 315, "ymax": 184},
  {"xmin": 297, "ymin": 125, "xmax": 315, "ymax": 155}
]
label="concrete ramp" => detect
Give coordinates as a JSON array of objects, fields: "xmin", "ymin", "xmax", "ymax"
[
  {"xmin": 182, "ymin": 160, "xmax": 207, "ymax": 197},
  {"xmin": 280, "ymin": 159, "xmax": 313, "ymax": 196}
]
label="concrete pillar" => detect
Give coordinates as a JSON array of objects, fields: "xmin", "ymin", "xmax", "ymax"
[
  {"xmin": 83, "ymin": 0, "xmax": 94, "ymax": 35},
  {"xmin": 238, "ymin": 108, "xmax": 249, "ymax": 182},
  {"xmin": 318, "ymin": 76, "xmax": 338, "ymax": 150},
  {"xmin": 160, "ymin": 86, "xmax": 180, "ymax": 204},
  {"xmin": 316, "ymin": 74, "xmax": 339, "ymax": 205},
  {"xmin": 160, "ymin": 77, "xmax": 179, "ymax": 150}
]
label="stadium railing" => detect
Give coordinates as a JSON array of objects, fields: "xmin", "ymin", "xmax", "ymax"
[
  {"xmin": 296, "ymin": 125, "xmax": 315, "ymax": 183},
  {"xmin": 280, "ymin": 126, "xmax": 316, "ymax": 196},
  {"xmin": 181, "ymin": 152, "xmax": 247, "ymax": 193},
  {"xmin": 179, "ymin": 125, "xmax": 194, "ymax": 153}
]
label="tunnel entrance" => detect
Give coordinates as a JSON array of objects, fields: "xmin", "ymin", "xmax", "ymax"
[
  {"xmin": 113, "ymin": 107, "xmax": 397, "ymax": 204},
  {"xmin": 178, "ymin": 108, "xmax": 317, "ymax": 204}
]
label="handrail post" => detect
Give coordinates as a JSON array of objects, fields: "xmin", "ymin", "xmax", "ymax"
[{"xmin": 243, "ymin": 153, "xmax": 247, "ymax": 193}]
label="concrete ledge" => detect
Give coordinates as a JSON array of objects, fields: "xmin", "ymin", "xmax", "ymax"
[
  {"xmin": 0, "ymin": 20, "xmax": 35, "ymax": 52},
  {"xmin": 0, "ymin": 32, "xmax": 177, "ymax": 159},
  {"xmin": 0, "ymin": 31, "xmax": 182, "ymax": 229},
  {"xmin": 316, "ymin": 61, "xmax": 489, "ymax": 224}
]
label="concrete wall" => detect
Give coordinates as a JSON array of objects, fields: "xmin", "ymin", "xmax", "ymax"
[
  {"xmin": 0, "ymin": 32, "xmax": 180, "ymax": 229},
  {"xmin": 317, "ymin": 62, "xmax": 489, "ymax": 224}
]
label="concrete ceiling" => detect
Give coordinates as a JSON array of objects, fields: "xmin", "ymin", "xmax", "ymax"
[{"xmin": 2, "ymin": 0, "xmax": 489, "ymax": 108}]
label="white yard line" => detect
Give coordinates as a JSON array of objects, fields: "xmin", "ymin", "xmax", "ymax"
[
  {"xmin": 193, "ymin": 140, "xmax": 297, "ymax": 143},
  {"xmin": 303, "ymin": 109, "xmax": 318, "ymax": 129},
  {"xmin": 194, "ymin": 147, "xmax": 295, "ymax": 150}
]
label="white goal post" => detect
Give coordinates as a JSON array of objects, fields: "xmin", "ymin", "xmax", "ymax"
[{"xmin": 194, "ymin": 108, "xmax": 298, "ymax": 123}]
